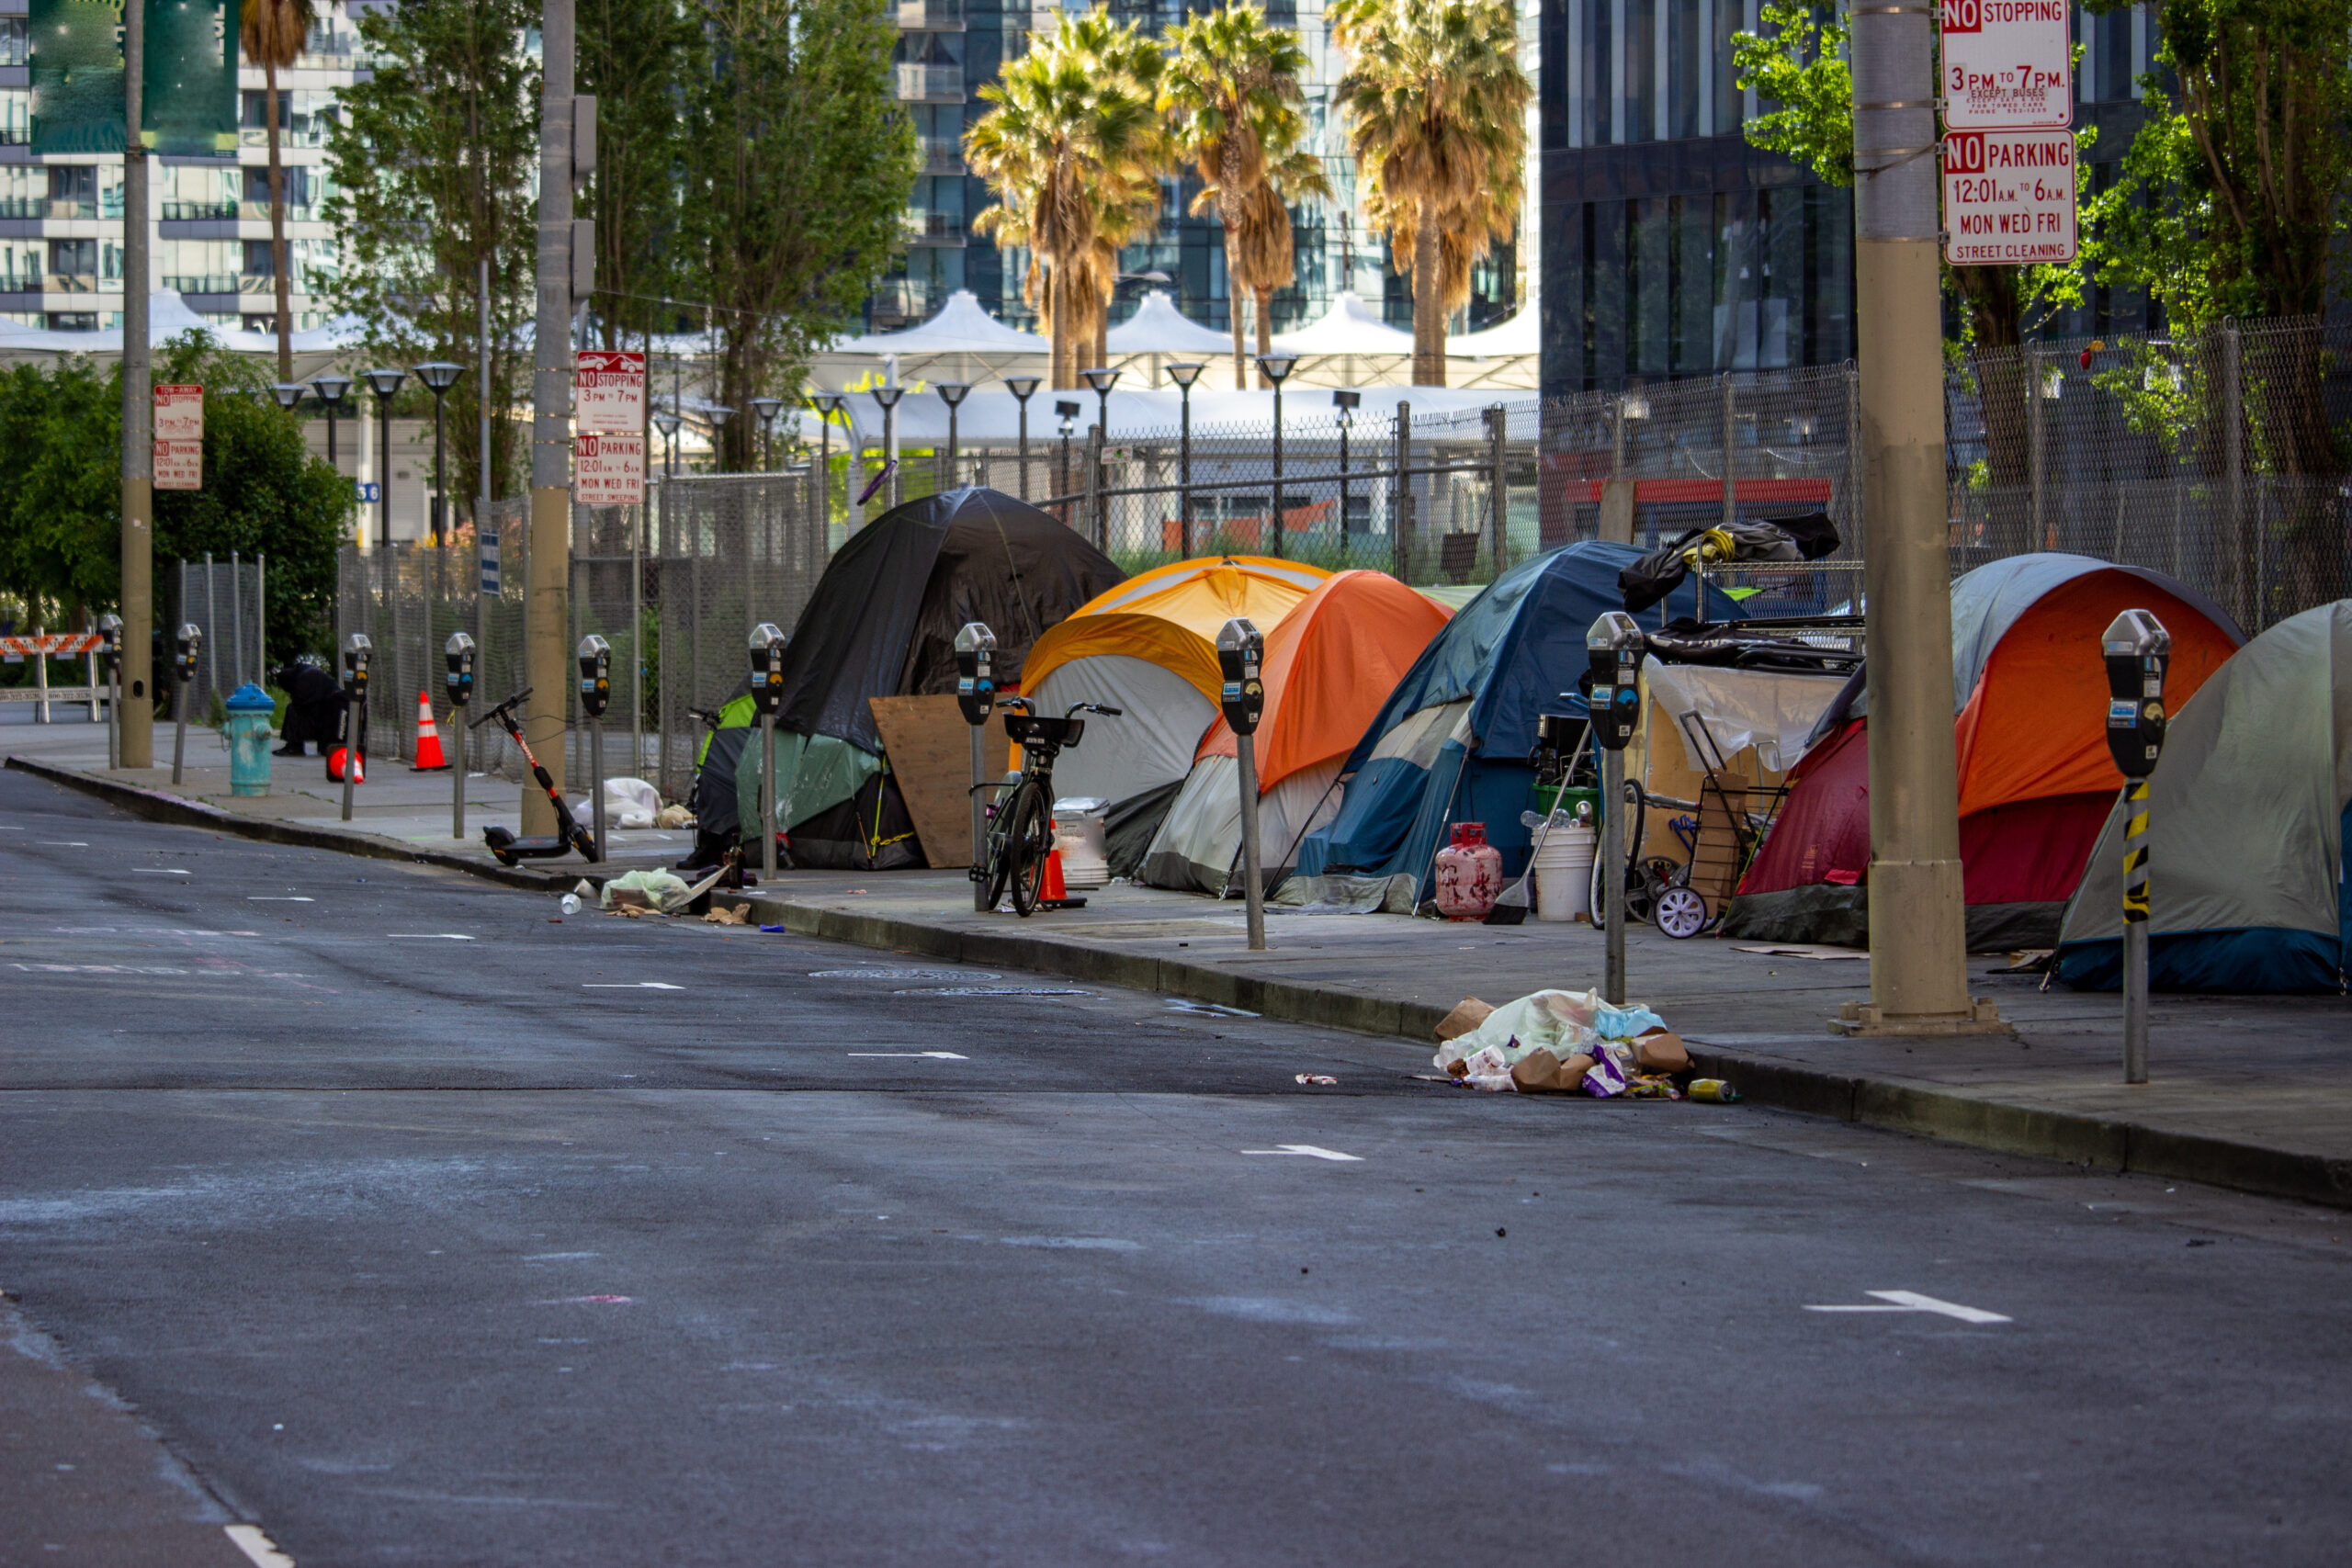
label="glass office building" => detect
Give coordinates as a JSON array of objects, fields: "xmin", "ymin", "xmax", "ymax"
[{"xmin": 1540, "ymin": 2, "xmax": 2158, "ymax": 396}]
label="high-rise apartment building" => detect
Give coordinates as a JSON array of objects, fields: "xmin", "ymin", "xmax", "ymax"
[
  {"xmin": 1540, "ymin": 2, "xmax": 2159, "ymax": 396},
  {"xmin": 0, "ymin": 0, "xmax": 365, "ymax": 336}
]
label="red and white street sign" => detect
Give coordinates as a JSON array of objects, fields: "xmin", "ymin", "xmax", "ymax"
[
  {"xmin": 575, "ymin": 431, "xmax": 647, "ymax": 505},
  {"xmin": 1939, "ymin": 0, "xmax": 2073, "ymax": 130},
  {"xmin": 1942, "ymin": 130, "xmax": 2077, "ymax": 265},
  {"xmin": 573, "ymin": 350, "xmax": 644, "ymax": 504},
  {"xmin": 154, "ymin": 384, "xmax": 203, "ymax": 491}
]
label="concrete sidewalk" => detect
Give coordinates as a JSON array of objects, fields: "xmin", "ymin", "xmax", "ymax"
[{"xmin": 11, "ymin": 725, "xmax": 2350, "ymax": 1211}]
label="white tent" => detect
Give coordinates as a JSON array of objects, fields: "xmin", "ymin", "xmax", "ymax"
[
  {"xmin": 0, "ymin": 289, "xmax": 306, "ymax": 364},
  {"xmin": 1272, "ymin": 291, "xmax": 1417, "ymax": 356},
  {"xmin": 1445, "ymin": 301, "xmax": 1540, "ymax": 390},
  {"xmin": 1105, "ymin": 290, "xmax": 1236, "ymax": 357}
]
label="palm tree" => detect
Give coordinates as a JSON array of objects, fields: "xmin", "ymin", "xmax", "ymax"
[
  {"xmin": 1163, "ymin": 4, "xmax": 1324, "ymax": 389},
  {"xmin": 1331, "ymin": 0, "xmax": 1529, "ymax": 386},
  {"xmin": 967, "ymin": 14, "xmax": 1159, "ymax": 388},
  {"xmin": 1062, "ymin": 9, "xmax": 1167, "ymax": 373},
  {"xmin": 241, "ymin": 0, "xmax": 316, "ymax": 381}
]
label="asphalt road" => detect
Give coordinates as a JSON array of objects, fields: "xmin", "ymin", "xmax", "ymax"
[{"xmin": 2, "ymin": 767, "xmax": 2348, "ymax": 1567}]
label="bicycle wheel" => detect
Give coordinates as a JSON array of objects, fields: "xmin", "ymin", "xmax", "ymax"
[
  {"xmin": 981, "ymin": 786, "xmax": 1017, "ymax": 911},
  {"xmin": 1006, "ymin": 781, "xmax": 1055, "ymax": 917}
]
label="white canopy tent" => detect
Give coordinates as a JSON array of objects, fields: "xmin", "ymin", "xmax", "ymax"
[
  {"xmin": 0, "ymin": 290, "xmax": 338, "ymax": 372},
  {"xmin": 819, "ymin": 382, "xmax": 1533, "ymax": 447}
]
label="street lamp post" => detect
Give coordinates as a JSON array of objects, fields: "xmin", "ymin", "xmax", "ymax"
[
  {"xmin": 706, "ymin": 405, "xmax": 735, "ymax": 473},
  {"xmin": 1004, "ymin": 376, "xmax": 1040, "ymax": 501},
  {"xmin": 809, "ymin": 392, "xmax": 847, "ymax": 530},
  {"xmin": 1333, "ymin": 389, "xmax": 1361, "ymax": 548},
  {"xmin": 1080, "ymin": 367, "xmax": 1118, "ymax": 547},
  {"xmin": 309, "ymin": 373, "xmax": 350, "ymax": 470},
  {"xmin": 1055, "ymin": 400, "xmax": 1080, "ymax": 525},
  {"xmin": 412, "ymin": 362, "xmax": 463, "ymax": 547},
  {"xmin": 1256, "ymin": 353, "xmax": 1297, "ymax": 558},
  {"xmin": 1167, "ymin": 362, "xmax": 1203, "ymax": 556},
  {"xmin": 361, "ymin": 368, "xmax": 407, "ymax": 736},
  {"xmin": 934, "ymin": 383, "xmax": 970, "ymax": 491},
  {"xmin": 751, "ymin": 396, "xmax": 783, "ymax": 473},
  {"xmin": 653, "ymin": 408, "xmax": 681, "ymax": 478},
  {"xmin": 868, "ymin": 385, "xmax": 903, "ymax": 509}
]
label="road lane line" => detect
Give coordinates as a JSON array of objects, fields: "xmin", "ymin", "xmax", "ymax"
[
  {"xmin": 583, "ymin": 982, "xmax": 684, "ymax": 989},
  {"xmin": 224, "ymin": 1524, "xmax": 295, "ymax": 1567},
  {"xmin": 388, "ymin": 933, "xmax": 476, "ymax": 940},
  {"xmin": 1805, "ymin": 1291, "xmax": 2010, "ymax": 1324},
  {"xmin": 1240, "ymin": 1145, "xmax": 1363, "ymax": 1162},
  {"xmin": 846, "ymin": 1051, "xmax": 969, "ymax": 1060}
]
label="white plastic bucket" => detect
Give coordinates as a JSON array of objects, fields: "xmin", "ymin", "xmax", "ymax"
[
  {"xmin": 1052, "ymin": 796, "xmax": 1112, "ymax": 889},
  {"xmin": 1533, "ymin": 824, "xmax": 1596, "ymax": 921}
]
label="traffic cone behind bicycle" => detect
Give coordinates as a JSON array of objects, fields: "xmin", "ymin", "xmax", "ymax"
[{"xmin": 411, "ymin": 692, "xmax": 449, "ymax": 771}]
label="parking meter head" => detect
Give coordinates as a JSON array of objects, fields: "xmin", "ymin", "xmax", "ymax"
[
  {"xmin": 1586, "ymin": 612, "xmax": 1645, "ymax": 750},
  {"xmin": 96, "ymin": 612, "xmax": 122, "ymax": 663},
  {"xmin": 2102, "ymin": 608, "xmax": 2172, "ymax": 778},
  {"xmin": 172, "ymin": 623, "xmax": 202, "ymax": 682},
  {"xmin": 576, "ymin": 634, "xmax": 611, "ymax": 719},
  {"xmin": 1216, "ymin": 618, "xmax": 1266, "ymax": 737},
  {"xmin": 341, "ymin": 632, "xmax": 371, "ymax": 699},
  {"xmin": 749, "ymin": 623, "xmax": 787, "ymax": 716},
  {"xmin": 954, "ymin": 622, "xmax": 997, "ymax": 725},
  {"xmin": 445, "ymin": 631, "xmax": 476, "ymax": 706}
]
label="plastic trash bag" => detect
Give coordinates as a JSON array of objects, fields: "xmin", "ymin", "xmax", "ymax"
[
  {"xmin": 605, "ymin": 776, "xmax": 662, "ymax": 830},
  {"xmin": 599, "ymin": 867, "xmax": 694, "ymax": 912},
  {"xmin": 1432, "ymin": 987, "xmax": 1668, "ymax": 1072}
]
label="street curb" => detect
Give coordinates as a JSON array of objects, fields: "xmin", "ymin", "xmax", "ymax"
[
  {"xmin": 17, "ymin": 747, "xmax": 2347, "ymax": 1212},
  {"xmin": 3, "ymin": 754, "xmax": 579, "ymax": 894}
]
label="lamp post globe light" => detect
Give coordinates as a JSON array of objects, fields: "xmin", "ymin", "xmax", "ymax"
[
  {"xmin": 751, "ymin": 396, "xmax": 784, "ymax": 473},
  {"xmin": 808, "ymin": 392, "xmax": 848, "ymax": 526},
  {"xmin": 1079, "ymin": 368, "xmax": 1119, "ymax": 547},
  {"xmin": 362, "ymin": 367, "xmax": 407, "ymax": 550},
  {"xmin": 934, "ymin": 382, "xmax": 970, "ymax": 491},
  {"xmin": 706, "ymin": 405, "xmax": 735, "ymax": 473},
  {"xmin": 269, "ymin": 382, "xmax": 305, "ymax": 412},
  {"xmin": 1003, "ymin": 376, "xmax": 1040, "ymax": 501},
  {"xmin": 1255, "ymin": 354, "xmax": 1297, "ymax": 559},
  {"xmin": 653, "ymin": 407, "xmax": 682, "ymax": 478},
  {"xmin": 1055, "ymin": 399, "xmax": 1080, "ymax": 522},
  {"xmin": 869, "ymin": 384, "xmax": 904, "ymax": 508},
  {"xmin": 411, "ymin": 362, "xmax": 463, "ymax": 547},
  {"xmin": 310, "ymin": 372, "xmax": 352, "ymax": 469},
  {"xmin": 1166, "ymin": 362, "xmax": 1203, "ymax": 555}
]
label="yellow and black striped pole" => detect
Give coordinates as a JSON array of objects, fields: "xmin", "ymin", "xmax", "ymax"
[{"xmin": 2121, "ymin": 777, "xmax": 2153, "ymax": 1084}]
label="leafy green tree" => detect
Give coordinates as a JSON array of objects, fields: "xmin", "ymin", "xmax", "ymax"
[
  {"xmin": 580, "ymin": 0, "xmax": 698, "ymax": 352},
  {"xmin": 324, "ymin": 0, "xmax": 538, "ymax": 509},
  {"xmin": 682, "ymin": 0, "xmax": 916, "ymax": 470},
  {"xmin": 0, "ymin": 338, "xmax": 349, "ymax": 662}
]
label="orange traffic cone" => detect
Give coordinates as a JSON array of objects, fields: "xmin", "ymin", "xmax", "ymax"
[
  {"xmin": 327, "ymin": 745, "xmax": 364, "ymax": 784},
  {"xmin": 1041, "ymin": 848, "xmax": 1068, "ymax": 903},
  {"xmin": 410, "ymin": 692, "xmax": 449, "ymax": 771}
]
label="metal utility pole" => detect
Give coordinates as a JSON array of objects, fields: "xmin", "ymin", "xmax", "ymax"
[
  {"xmin": 525, "ymin": 0, "xmax": 577, "ymax": 836},
  {"xmin": 1840, "ymin": 0, "xmax": 1996, "ymax": 1034},
  {"xmin": 119, "ymin": 0, "xmax": 153, "ymax": 768},
  {"xmin": 476, "ymin": 256, "xmax": 492, "ymax": 777}
]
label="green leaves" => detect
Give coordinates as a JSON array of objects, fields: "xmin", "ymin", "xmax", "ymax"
[{"xmin": 1731, "ymin": 1, "xmax": 1852, "ymax": 188}]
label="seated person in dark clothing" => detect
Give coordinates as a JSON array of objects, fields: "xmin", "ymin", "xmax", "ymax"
[{"xmin": 275, "ymin": 656, "xmax": 345, "ymax": 756}]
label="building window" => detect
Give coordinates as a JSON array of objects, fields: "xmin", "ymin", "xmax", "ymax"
[
  {"xmin": 0, "ymin": 17, "xmax": 26, "ymax": 68},
  {"xmin": 164, "ymin": 164, "xmax": 240, "ymax": 220}
]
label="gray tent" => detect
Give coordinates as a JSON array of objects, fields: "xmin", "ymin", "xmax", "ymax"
[{"xmin": 2054, "ymin": 600, "xmax": 2352, "ymax": 993}]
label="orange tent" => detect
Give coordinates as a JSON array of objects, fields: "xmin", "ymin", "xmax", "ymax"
[{"xmin": 1140, "ymin": 570, "xmax": 1453, "ymax": 894}]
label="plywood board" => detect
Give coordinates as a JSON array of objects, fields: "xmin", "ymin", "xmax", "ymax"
[{"xmin": 871, "ymin": 693, "xmax": 1014, "ymax": 869}]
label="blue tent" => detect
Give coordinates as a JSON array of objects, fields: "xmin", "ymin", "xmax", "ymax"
[
  {"xmin": 2055, "ymin": 600, "xmax": 2352, "ymax": 993},
  {"xmin": 1295, "ymin": 541, "xmax": 1745, "ymax": 896}
]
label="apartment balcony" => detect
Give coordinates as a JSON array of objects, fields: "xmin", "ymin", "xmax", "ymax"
[
  {"xmin": 896, "ymin": 63, "xmax": 963, "ymax": 102},
  {"xmin": 239, "ymin": 200, "xmax": 322, "ymax": 223},
  {"xmin": 164, "ymin": 200, "xmax": 241, "ymax": 221},
  {"xmin": 919, "ymin": 139, "xmax": 964, "ymax": 175},
  {"xmin": 901, "ymin": 209, "xmax": 967, "ymax": 247},
  {"xmin": 46, "ymin": 272, "xmax": 97, "ymax": 294},
  {"xmin": 163, "ymin": 273, "xmax": 240, "ymax": 295},
  {"xmin": 897, "ymin": 0, "xmax": 965, "ymax": 29}
]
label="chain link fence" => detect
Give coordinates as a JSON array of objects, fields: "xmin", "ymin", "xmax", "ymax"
[{"xmin": 168, "ymin": 554, "xmax": 267, "ymax": 723}]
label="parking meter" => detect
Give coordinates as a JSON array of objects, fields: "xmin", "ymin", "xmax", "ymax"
[
  {"xmin": 97, "ymin": 613, "xmax": 123, "ymax": 769},
  {"xmin": 338, "ymin": 633, "xmax": 371, "ymax": 820},
  {"xmin": 445, "ymin": 630, "xmax": 475, "ymax": 709},
  {"xmin": 750, "ymin": 623, "xmax": 786, "ymax": 880},
  {"xmin": 955, "ymin": 623, "xmax": 998, "ymax": 908},
  {"xmin": 2102, "ymin": 609, "xmax": 2170, "ymax": 778},
  {"xmin": 169, "ymin": 623, "xmax": 201, "ymax": 784},
  {"xmin": 445, "ymin": 631, "xmax": 475, "ymax": 840},
  {"xmin": 1585, "ymin": 611, "xmax": 1645, "ymax": 750},
  {"xmin": 576, "ymin": 634, "xmax": 611, "ymax": 720},
  {"xmin": 955, "ymin": 622, "xmax": 997, "ymax": 724},
  {"xmin": 1587, "ymin": 611, "xmax": 1645, "ymax": 1004},
  {"xmin": 1216, "ymin": 618, "xmax": 1266, "ymax": 737},
  {"xmin": 1216, "ymin": 618, "xmax": 1269, "ymax": 949},
  {"xmin": 2101, "ymin": 609, "xmax": 2170, "ymax": 1086}
]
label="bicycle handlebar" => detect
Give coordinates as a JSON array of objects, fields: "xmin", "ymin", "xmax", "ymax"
[
  {"xmin": 469, "ymin": 687, "xmax": 531, "ymax": 728},
  {"xmin": 1069, "ymin": 702, "xmax": 1121, "ymax": 718}
]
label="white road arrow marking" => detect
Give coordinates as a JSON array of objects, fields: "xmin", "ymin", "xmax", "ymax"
[
  {"xmin": 847, "ymin": 1051, "xmax": 969, "ymax": 1060},
  {"xmin": 249, "ymin": 896, "xmax": 315, "ymax": 902},
  {"xmin": 131, "ymin": 867, "xmax": 191, "ymax": 874},
  {"xmin": 1805, "ymin": 1290, "xmax": 2010, "ymax": 1324},
  {"xmin": 389, "ymin": 933, "xmax": 476, "ymax": 940},
  {"xmin": 1240, "ymin": 1145, "xmax": 1363, "ymax": 1162},
  {"xmin": 583, "ymin": 982, "xmax": 684, "ymax": 989}
]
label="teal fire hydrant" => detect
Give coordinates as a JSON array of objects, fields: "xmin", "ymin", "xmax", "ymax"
[{"xmin": 224, "ymin": 682, "xmax": 277, "ymax": 797}]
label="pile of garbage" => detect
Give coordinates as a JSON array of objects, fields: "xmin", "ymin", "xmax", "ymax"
[{"xmin": 1432, "ymin": 989, "xmax": 1737, "ymax": 1101}]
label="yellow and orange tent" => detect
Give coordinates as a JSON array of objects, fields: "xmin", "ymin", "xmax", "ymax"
[
  {"xmin": 1021, "ymin": 556, "xmax": 1331, "ymax": 868},
  {"xmin": 1139, "ymin": 570, "xmax": 1453, "ymax": 895}
]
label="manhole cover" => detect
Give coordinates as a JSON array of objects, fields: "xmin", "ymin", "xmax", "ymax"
[{"xmin": 808, "ymin": 967, "xmax": 1001, "ymax": 981}]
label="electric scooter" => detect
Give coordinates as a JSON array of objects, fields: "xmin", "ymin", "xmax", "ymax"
[{"xmin": 470, "ymin": 688, "xmax": 598, "ymax": 865}]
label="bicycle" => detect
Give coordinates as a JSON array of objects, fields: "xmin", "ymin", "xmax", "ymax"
[{"xmin": 978, "ymin": 696, "xmax": 1120, "ymax": 916}]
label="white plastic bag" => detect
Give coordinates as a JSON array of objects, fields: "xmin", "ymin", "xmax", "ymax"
[{"xmin": 605, "ymin": 776, "xmax": 662, "ymax": 830}]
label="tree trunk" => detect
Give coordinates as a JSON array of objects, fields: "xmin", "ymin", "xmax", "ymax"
[
  {"xmin": 1049, "ymin": 265, "xmax": 1071, "ymax": 389},
  {"xmin": 1225, "ymin": 231, "xmax": 1247, "ymax": 389},
  {"xmin": 1412, "ymin": 212, "xmax": 1444, "ymax": 387},
  {"xmin": 1253, "ymin": 285, "xmax": 1273, "ymax": 388},
  {"xmin": 266, "ymin": 62, "xmax": 291, "ymax": 382}
]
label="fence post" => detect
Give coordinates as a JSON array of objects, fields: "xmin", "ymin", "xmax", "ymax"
[
  {"xmin": 1086, "ymin": 424, "xmax": 1107, "ymax": 550},
  {"xmin": 204, "ymin": 550, "xmax": 220, "ymax": 701},
  {"xmin": 630, "ymin": 498, "xmax": 643, "ymax": 779},
  {"xmin": 255, "ymin": 553, "xmax": 266, "ymax": 689},
  {"xmin": 1721, "ymin": 374, "xmax": 1736, "ymax": 530},
  {"xmin": 2222, "ymin": 317, "xmax": 2246, "ymax": 626},
  {"xmin": 1846, "ymin": 362, "xmax": 1863, "ymax": 549},
  {"xmin": 229, "ymin": 549, "xmax": 243, "ymax": 687},
  {"xmin": 1486, "ymin": 405, "xmax": 1508, "ymax": 573},
  {"xmin": 2028, "ymin": 343, "xmax": 2044, "ymax": 549},
  {"xmin": 1392, "ymin": 400, "xmax": 1412, "ymax": 580}
]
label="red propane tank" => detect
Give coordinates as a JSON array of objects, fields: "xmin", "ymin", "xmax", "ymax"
[{"xmin": 1433, "ymin": 821, "xmax": 1503, "ymax": 920}]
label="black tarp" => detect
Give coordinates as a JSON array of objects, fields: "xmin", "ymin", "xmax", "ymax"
[{"xmin": 774, "ymin": 487, "xmax": 1125, "ymax": 752}]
